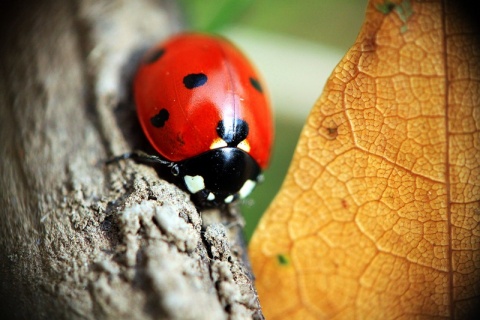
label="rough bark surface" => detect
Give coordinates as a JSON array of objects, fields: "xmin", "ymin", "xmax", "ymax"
[{"xmin": 0, "ymin": 1, "xmax": 263, "ymax": 319}]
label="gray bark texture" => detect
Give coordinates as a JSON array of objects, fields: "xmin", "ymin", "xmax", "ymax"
[{"xmin": 0, "ymin": 1, "xmax": 263, "ymax": 319}]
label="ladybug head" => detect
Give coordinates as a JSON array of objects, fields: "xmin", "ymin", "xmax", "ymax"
[{"xmin": 173, "ymin": 147, "xmax": 262, "ymax": 207}]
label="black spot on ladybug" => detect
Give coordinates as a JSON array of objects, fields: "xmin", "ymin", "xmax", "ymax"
[
  {"xmin": 144, "ymin": 48, "xmax": 165, "ymax": 64},
  {"xmin": 150, "ymin": 108, "xmax": 169, "ymax": 128},
  {"xmin": 183, "ymin": 73, "xmax": 208, "ymax": 89},
  {"xmin": 249, "ymin": 77, "xmax": 263, "ymax": 93},
  {"xmin": 216, "ymin": 119, "xmax": 249, "ymax": 147}
]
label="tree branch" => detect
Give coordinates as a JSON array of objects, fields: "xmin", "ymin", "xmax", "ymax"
[{"xmin": 0, "ymin": 1, "xmax": 263, "ymax": 319}]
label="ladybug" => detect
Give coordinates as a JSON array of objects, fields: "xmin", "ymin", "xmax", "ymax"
[{"xmin": 113, "ymin": 33, "xmax": 274, "ymax": 206}]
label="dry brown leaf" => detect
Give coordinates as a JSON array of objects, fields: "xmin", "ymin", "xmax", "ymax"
[{"xmin": 249, "ymin": 0, "xmax": 480, "ymax": 318}]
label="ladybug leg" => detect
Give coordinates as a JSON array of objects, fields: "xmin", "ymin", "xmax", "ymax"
[{"xmin": 106, "ymin": 151, "xmax": 179, "ymax": 175}]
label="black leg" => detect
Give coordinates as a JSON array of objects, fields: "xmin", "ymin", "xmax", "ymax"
[{"xmin": 106, "ymin": 150, "xmax": 174, "ymax": 167}]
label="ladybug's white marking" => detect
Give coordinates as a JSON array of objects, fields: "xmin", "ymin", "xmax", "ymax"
[
  {"xmin": 224, "ymin": 195, "xmax": 234, "ymax": 204},
  {"xmin": 207, "ymin": 192, "xmax": 215, "ymax": 201},
  {"xmin": 210, "ymin": 138, "xmax": 228, "ymax": 150},
  {"xmin": 184, "ymin": 175, "xmax": 205, "ymax": 194},
  {"xmin": 239, "ymin": 180, "xmax": 256, "ymax": 199},
  {"xmin": 237, "ymin": 140, "xmax": 251, "ymax": 152}
]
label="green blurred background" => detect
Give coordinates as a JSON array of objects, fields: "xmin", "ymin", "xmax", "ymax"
[{"xmin": 178, "ymin": 0, "xmax": 367, "ymax": 240}]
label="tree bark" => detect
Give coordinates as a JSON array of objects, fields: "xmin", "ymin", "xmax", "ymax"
[{"xmin": 0, "ymin": 1, "xmax": 263, "ymax": 319}]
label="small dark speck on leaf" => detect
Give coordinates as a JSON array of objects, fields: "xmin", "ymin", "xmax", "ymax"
[
  {"xmin": 277, "ymin": 254, "xmax": 289, "ymax": 266},
  {"xmin": 327, "ymin": 127, "xmax": 338, "ymax": 139},
  {"xmin": 375, "ymin": 1, "xmax": 396, "ymax": 14}
]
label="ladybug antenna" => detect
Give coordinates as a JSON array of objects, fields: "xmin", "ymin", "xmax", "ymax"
[{"xmin": 106, "ymin": 151, "xmax": 179, "ymax": 175}]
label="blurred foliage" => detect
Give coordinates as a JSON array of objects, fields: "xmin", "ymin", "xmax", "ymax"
[
  {"xmin": 178, "ymin": 0, "xmax": 254, "ymax": 32},
  {"xmin": 178, "ymin": 0, "xmax": 366, "ymax": 49}
]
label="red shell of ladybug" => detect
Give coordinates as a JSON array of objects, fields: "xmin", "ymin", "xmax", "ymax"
[
  {"xmin": 133, "ymin": 33, "xmax": 273, "ymax": 205},
  {"xmin": 134, "ymin": 33, "xmax": 273, "ymax": 168}
]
